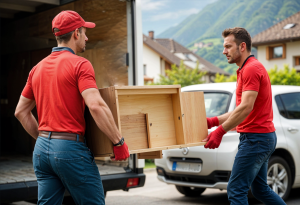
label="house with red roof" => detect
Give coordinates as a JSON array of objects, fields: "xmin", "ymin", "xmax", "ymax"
[
  {"xmin": 143, "ymin": 31, "xmax": 229, "ymax": 84},
  {"xmin": 252, "ymin": 11, "xmax": 300, "ymax": 72}
]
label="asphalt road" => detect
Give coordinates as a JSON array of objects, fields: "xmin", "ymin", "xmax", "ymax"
[
  {"xmin": 7, "ymin": 169, "xmax": 300, "ymax": 205},
  {"xmin": 106, "ymin": 169, "xmax": 300, "ymax": 205}
]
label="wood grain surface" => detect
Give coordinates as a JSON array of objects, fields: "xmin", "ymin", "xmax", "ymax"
[
  {"xmin": 137, "ymin": 151, "xmax": 162, "ymax": 159},
  {"xmin": 120, "ymin": 114, "xmax": 149, "ymax": 150},
  {"xmin": 118, "ymin": 94, "xmax": 177, "ymax": 148},
  {"xmin": 181, "ymin": 92, "xmax": 208, "ymax": 143}
]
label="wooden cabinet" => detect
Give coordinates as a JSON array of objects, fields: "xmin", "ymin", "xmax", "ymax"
[{"xmin": 85, "ymin": 85, "xmax": 207, "ymax": 158}]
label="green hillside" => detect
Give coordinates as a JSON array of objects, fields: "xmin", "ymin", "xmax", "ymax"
[
  {"xmin": 158, "ymin": 0, "xmax": 235, "ymax": 46},
  {"xmin": 158, "ymin": 0, "xmax": 300, "ymax": 74}
]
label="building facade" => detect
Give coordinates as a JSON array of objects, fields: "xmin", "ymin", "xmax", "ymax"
[{"xmin": 252, "ymin": 11, "xmax": 300, "ymax": 72}]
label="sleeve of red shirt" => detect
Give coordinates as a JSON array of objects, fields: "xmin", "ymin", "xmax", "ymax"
[
  {"xmin": 242, "ymin": 65, "xmax": 262, "ymax": 92},
  {"xmin": 77, "ymin": 61, "xmax": 98, "ymax": 93},
  {"xmin": 21, "ymin": 69, "xmax": 35, "ymax": 100}
]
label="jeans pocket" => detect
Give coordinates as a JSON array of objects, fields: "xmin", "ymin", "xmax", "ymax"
[
  {"xmin": 55, "ymin": 157, "xmax": 86, "ymax": 186},
  {"xmin": 244, "ymin": 135, "xmax": 253, "ymax": 146},
  {"xmin": 238, "ymin": 134, "xmax": 252, "ymax": 150},
  {"xmin": 255, "ymin": 141, "xmax": 272, "ymax": 164},
  {"xmin": 33, "ymin": 153, "xmax": 43, "ymax": 178}
]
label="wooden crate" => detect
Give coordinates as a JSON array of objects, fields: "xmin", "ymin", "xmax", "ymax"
[{"xmin": 85, "ymin": 85, "xmax": 207, "ymax": 158}]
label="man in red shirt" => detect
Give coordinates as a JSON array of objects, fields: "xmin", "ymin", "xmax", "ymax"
[
  {"xmin": 203, "ymin": 27, "xmax": 286, "ymax": 205},
  {"xmin": 15, "ymin": 11, "xmax": 129, "ymax": 204}
]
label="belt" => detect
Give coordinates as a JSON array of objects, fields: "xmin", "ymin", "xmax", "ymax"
[{"xmin": 39, "ymin": 131, "xmax": 84, "ymax": 142}]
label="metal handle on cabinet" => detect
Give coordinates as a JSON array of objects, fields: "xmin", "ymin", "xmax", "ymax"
[{"xmin": 288, "ymin": 127, "xmax": 299, "ymax": 133}]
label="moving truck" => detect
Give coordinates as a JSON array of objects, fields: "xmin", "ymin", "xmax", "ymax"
[{"xmin": 0, "ymin": 0, "xmax": 146, "ymax": 203}]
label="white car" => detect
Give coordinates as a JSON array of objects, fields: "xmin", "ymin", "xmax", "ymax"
[{"xmin": 155, "ymin": 82, "xmax": 300, "ymax": 200}]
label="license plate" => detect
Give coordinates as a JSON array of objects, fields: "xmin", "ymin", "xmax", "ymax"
[{"xmin": 172, "ymin": 161, "xmax": 202, "ymax": 172}]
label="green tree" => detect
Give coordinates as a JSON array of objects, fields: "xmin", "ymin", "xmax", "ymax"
[
  {"xmin": 149, "ymin": 61, "xmax": 206, "ymax": 87},
  {"xmin": 214, "ymin": 64, "xmax": 300, "ymax": 86},
  {"xmin": 214, "ymin": 73, "xmax": 237, "ymax": 82}
]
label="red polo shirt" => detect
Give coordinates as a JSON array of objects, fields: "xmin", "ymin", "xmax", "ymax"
[
  {"xmin": 236, "ymin": 55, "xmax": 275, "ymax": 133},
  {"xmin": 21, "ymin": 48, "xmax": 98, "ymax": 136}
]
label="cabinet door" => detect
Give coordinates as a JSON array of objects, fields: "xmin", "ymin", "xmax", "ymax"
[{"xmin": 181, "ymin": 92, "xmax": 208, "ymax": 144}]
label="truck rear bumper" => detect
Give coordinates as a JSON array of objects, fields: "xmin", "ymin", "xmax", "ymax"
[{"xmin": 0, "ymin": 172, "xmax": 145, "ymax": 203}]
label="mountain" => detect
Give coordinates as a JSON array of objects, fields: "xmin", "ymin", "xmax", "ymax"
[
  {"xmin": 157, "ymin": 0, "xmax": 300, "ymax": 74},
  {"xmin": 159, "ymin": 0, "xmax": 300, "ymax": 46},
  {"xmin": 158, "ymin": 0, "xmax": 235, "ymax": 46}
]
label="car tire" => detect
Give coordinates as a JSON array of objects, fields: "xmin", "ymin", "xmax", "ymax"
[
  {"xmin": 175, "ymin": 185, "xmax": 206, "ymax": 197},
  {"xmin": 267, "ymin": 156, "xmax": 292, "ymax": 201}
]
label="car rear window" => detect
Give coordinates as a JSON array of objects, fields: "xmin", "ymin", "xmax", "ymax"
[
  {"xmin": 275, "ymin": 92, "xmax": 300, "ymax": 119},
  {"xmin": 204, "ymin": 93, "xmax": 230, "ymax": 117}
]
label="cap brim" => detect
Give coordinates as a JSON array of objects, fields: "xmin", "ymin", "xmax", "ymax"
[{"xmin": 84, "ymin": 22, "xmax": 95, "ymax": 28}]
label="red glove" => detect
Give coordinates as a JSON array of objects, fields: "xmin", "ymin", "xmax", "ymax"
[
  {"xmin": 204, "ymin": 125, "xmax": 226, "ymax": 149},
  {"xmin": 113, "ymin": 142, "xmax": 130, "ymax": 161},
  {"xmin": 207, "ymin": 117, "xmax": 219, "ymax": 129}
]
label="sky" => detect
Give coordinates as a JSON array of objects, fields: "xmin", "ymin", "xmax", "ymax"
[{"xmin": 141, "ymin": 0, "xmax": 217, "ymax": 37}]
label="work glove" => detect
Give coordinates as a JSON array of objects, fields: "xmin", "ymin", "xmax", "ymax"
[
  {"xmin": 203, "ymin": 125, "xmax": 226, "ymax": 149},
  {"xmin": 113, "ymin": 142, "xmax": 130, "ymax": 161},
  {"xmin": 206, "ymin": 116, "xmax": 219, "ymax": 129}
]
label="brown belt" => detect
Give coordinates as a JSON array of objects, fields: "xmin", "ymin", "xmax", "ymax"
[{"xmin": 39, "ymin": 131, "xmax": 84, "ymax": 142}]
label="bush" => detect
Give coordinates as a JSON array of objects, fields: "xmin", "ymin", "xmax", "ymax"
[
  {"xmin": 214, "ymin": 73, "xmax": 237, "ymax": 82},
  {"xmin": 214, "ymin": 64, "xmax": 300, "ymax": 86},
  {"xmin": 268, "ymin": 65, "xmax": 300, "ymax": 86}
]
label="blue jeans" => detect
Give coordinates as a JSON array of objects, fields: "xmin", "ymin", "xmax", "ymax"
[
  {"xmin": 33, "ymin": 134, "xmax": 105, "ymax": 205},
  {"xmin": 227, "ymin": 132, "xmax": 286, "ymax": 205}
]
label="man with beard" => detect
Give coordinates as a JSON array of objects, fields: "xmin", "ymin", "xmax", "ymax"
[
  {"xmin": 203, "ymin": 27, "xmax": 286, "ymax": 205},
  {"xmin": 14, "ymin": 11, "xmax": 129, "ymax": 204}
]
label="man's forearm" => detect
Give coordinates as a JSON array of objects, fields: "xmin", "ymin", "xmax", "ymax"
[
  {"xmin": 217, "ymin": 111, "xmax": 232, "ymax": 125},
  {"xmin": 221, "ymin": 105, "xmax": 251, "ymax": 132},
  {"xmin": 89, "ymin": 105, "xmax": 122, "ymax": 144},
  {"xmin": 18, "ymin": 113, "xmax": 39, "ymax": 139},
  {"xmin": 15, "ymin": 96, "xmax": 38, "ymax": 139}
]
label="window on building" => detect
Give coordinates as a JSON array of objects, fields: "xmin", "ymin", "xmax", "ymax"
[
  {"xmin": 273, "ymin": 46, "xmax": 283, "ymax": 58},
  {"xmin": 283, "ymin": 23, "xmax": 296, "ymax": 29},
  {"xmin": 295, "ymin": 56, "xmax": 300, "ymax": 66},
  {"xmin": 275, "ymin": 93, "xmax": 300, "ymax": 119},
  {"xmin": 143, "ymin": 64, "xmax": 147, "ymax": 75},
  {"xmin": 266, "ymin": 44, "xmax": 286, "ymax": 60}
]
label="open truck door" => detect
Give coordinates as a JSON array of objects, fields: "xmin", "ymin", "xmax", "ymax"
[{"xmin": 0, "ymin": 0, "xmax": 145, "ymax": 203}]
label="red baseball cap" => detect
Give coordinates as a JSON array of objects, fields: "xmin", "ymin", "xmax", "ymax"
[{"xmin": 52, "ymin": 10, "xmax": 95, "ymax": 36}]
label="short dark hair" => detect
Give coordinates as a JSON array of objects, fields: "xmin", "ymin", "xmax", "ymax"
[
  {"xmin": 53, "ymin": 27, "xmax": 82, "ymax": 44},
  {"xmin": 222, "ymin": 27, "xmax": 252, "ymax": 52}
]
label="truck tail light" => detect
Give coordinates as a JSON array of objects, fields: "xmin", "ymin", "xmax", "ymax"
[{"xmin": 126, "ymin": 178, "xmax": 139, "ymax": 188}]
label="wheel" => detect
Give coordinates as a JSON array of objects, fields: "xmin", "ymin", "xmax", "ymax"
[
  {"xmin": 267, "ymin": 156, "xmax": 292, "ymax": 201},
  {"xmin": 175, "ymin": 185, "xmax": 206, "ymax": 197}
]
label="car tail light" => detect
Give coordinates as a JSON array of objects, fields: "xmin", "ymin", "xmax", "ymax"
[{"xmin": 126, "ymin": 178, "xmax": 139, "ymax": 188}]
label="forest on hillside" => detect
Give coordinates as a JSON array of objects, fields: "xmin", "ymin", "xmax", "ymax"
[{"xmin": 158, "ymin": 0, "xmax": 300, "ymax": 73}]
